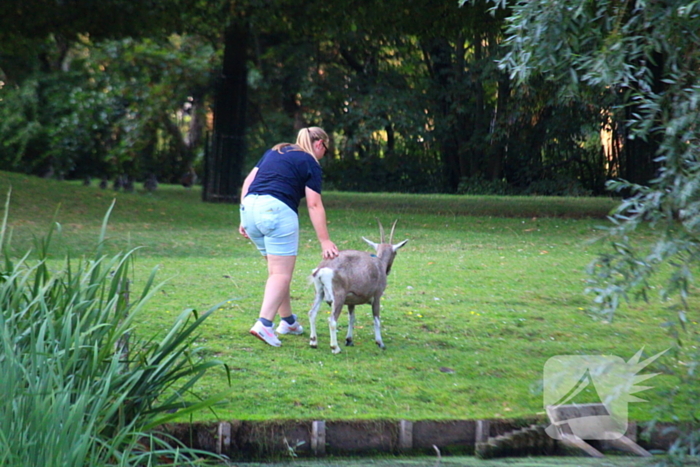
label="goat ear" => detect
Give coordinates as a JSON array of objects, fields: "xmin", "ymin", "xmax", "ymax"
[
  {"xmin": 392, "ymin": 239, "xmax": 408, "ymax": 252},
  {"xmin": 362, "ymin": 237, "xmax": 379, "ymax": 251}
]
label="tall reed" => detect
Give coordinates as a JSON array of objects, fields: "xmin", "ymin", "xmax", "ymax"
[{"xmin": 0, "ymin": 194, "xmax": 228, "ymax": 466}]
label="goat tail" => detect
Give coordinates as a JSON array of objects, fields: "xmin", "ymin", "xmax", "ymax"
[
  {"xmin": 310, "ymin": 267, "xmax": 334, "ymax": 302},
  {"xmin": 308, "ymin": 268, "xmax": 319, "ymax": 284}
]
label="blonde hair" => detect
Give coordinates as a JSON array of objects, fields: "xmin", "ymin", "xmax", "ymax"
[
  {"xmin": 271, "ymin": 142, "xmax": 293, "ymax": 152},
  {"xmin": 270, "ymin": 127, "xmax": 329, "ymax": 161},
  {"xmin": 296, "ymin": 127, "xmax": 329, "ymax": 159}
]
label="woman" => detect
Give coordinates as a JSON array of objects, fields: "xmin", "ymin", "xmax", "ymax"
[{"xmin": 239, "ymin": 127, "xmax": 339, "ymax": 347}]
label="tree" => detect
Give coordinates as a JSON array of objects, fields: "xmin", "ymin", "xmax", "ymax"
[
  {"xmin": 203, "ymin": 16, "xmax": 248, "ymax": 202},
  {"xmin": 0, "ymin": 36, "xmax": 215, "ymax": 182},
  {"xmin": 263, "ymin": 0, "xmax": 608, "ymax": 195},
  {"xmin": 0, "ymin": 0, "xmax": 202, "ymax": 85},
  {"xmin": 0, "ymin": 0, "xmax": 630, "ymax": 196},
  {"xmin": 0, "ymin": 0, "xmax": 222, "ymax": 183},
  {"xmin": 469, "ymin": 0, "xmax": 700, "ymax": 313},
  {"xmin": 242, "ymin": 0, "xmax": 517, "ymax": 193},
  {"xmin": 475, "ymin": 0, "xmax": 700, "ymax": 454},
  {"xmin": 0, "ymin": 0, "xmax": 191, "ymax": 43}
]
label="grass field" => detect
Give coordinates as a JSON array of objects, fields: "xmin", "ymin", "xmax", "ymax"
[{"xmin": 2, "ymin": 171, "xmax": 692, "ymax": 425}]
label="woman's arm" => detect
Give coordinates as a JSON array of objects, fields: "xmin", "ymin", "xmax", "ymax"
[
  {"xmin": 305, "ymin": 186, "xmax": 339, "ymax": 259},
  {"xmin": 240, "ymin": 167, "xmax": 258, "ymax": 201},
  {"xmin": 238, "ymin": 167, "xmax": 259, "ymax": 238}
]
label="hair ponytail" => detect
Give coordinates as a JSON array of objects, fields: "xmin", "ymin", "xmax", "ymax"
[{"xmin": 296, "ymin": 127, "xmax": 329, "ymax": 160}]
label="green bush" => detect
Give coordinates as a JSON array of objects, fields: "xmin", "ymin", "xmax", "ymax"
[
  {"xmin": 457, "ymin": 175, "xmax": 593, "ymax": 197},
  {"xmin": 0, "ymin": 79, "xmax": 46, "ymax": 173},
  {"xmin": 521, "ymin": 178, "xmax": 592, "ymax": 197},
  {"xmin": 456, "ymin": 175, "xmax": 515, "ymax": 196},
  {"xmin": 0, "ymin": 196, "xmax": 228, "ymax": 467},
  {"xmin": 323, "ymin": 155, "xmax": 444, "ymax": 193}
]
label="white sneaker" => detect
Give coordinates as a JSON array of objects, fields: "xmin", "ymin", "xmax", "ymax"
[
  {"xmin": 250, "ymin": 320, "xmax": 281, "ymax": 347},
  {"xmin": 276, "ymin": 315, "xmax": 304, "ymax": 335}
]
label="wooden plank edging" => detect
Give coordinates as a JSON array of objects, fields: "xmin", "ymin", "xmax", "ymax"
[{"xmin": 160, "ymin": 418, "xmax": 690, "ymax": 460}]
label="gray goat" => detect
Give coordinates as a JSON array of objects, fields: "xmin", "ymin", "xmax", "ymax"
[{"xmin": 308, "ymin": 220, "xmax": 408, "ymax": 354}]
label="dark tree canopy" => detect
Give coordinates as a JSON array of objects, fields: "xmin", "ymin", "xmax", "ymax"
[
  {"xmin": 0, "ymin": 0, "xmax": 193, "ymax": 41},
  {"xmin": 0, "ymin": 0, "xmax": 671, "ymax": 199}
]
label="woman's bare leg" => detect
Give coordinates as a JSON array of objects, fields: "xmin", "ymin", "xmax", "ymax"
[{"xmin": 258, "ymin": 254, "xmax": 296, "ymax": 321}]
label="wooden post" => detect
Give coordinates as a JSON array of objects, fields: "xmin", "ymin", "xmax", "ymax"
[
  {"xmin": 311, "ymin": 420, "xmax": 326, "ymax": 455},
  {"xmin": 217, "ymin": 422, "xmax": 231, "ymax": 455},
  {"xmin": 475, "ymin": 419, "xmax": 490, "ymax": 444},
  {"xmin": 398, "ymin": 420, "xmax": 413, "ymax": 452}
]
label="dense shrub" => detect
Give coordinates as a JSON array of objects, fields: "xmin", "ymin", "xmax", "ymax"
[
  {"xmin": 457, "ymin": 175, "xmax": 592, "ymax": 196},
  {"xmin": 323, "ymin": 155, "xmax": 445, "ymax": 193},
  {"xmin": 456, "ymin": 176, "xmax": 514, "ymax": 196},
  {"xmin": 521, "ymin": 178, "xmax": 592, "ymax": 197},
  {"xmin": 0, "ymin": 37, "xmax": 214, "ymax": 184}
]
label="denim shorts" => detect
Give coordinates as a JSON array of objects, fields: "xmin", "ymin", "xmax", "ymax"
[{"xmin": 240, "ymin": 194, "xmax": 299, "ymax": 256}]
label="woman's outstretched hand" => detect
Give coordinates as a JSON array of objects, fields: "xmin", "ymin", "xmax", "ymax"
[{"xmin": 321, "ymin": 240, "xmax": 339, "ymax": 260}]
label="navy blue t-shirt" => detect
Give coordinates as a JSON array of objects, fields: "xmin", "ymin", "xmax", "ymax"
[{"xmin": 247, "ymin": 145, "xmax": 323, "ymax": 214}]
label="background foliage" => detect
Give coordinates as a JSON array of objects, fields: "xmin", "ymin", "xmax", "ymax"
[
  {"xmin": 0, "ymin": 0, "xmax": 650, "ymax": 195},
  {"xmin": 471, "ymin": 0, "xmax": 700, "ymax": 461},
  {"xmin": 0, "ymin": 36, "xmax": 214, "ymax": 184}
]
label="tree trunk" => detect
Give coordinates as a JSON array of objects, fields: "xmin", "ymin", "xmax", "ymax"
[
  {"xmin": 455, "ymin": 35, "xmax": 472, "ymax": 181},
  {"xmin": 468, "ymin": 35, "xmax": 485, "ymax": 178},
  {"xmin": 488, "ymin": 72, "xmax": 510, "ymax": 180},
  {"xmin": 617, "ymin": 52, "xmax": 665, "ymax": 186},
  {"xmin": 203, "ymin": 20, "xmax": 248, "ymax": 203},
  {"xmin": 423, "ymin": 37, "xmax": 461, "ymax": 192}
]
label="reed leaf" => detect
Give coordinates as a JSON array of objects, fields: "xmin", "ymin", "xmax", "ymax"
[{"xmin": 0, "ymin": 193, "xmax": 227, "ymax": 467}]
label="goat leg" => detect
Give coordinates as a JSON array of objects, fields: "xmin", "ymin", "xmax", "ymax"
[
  {"xmin": 345, "ymin": 305, "xmax": 355, "ymax": 346},
  {"xmin": 329, "ymin": 298, "xmax": 344, "ymax": 354},
  {"xmin": 372, "ymin": 299, "xmax": 385, "ymax": 350},
  {"xmin": 308, "ymin": 290, "xmax": 324, "ymax": 349}
]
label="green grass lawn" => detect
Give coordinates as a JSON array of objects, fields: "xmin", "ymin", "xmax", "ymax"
[{"xmin": 1, "ymin": 171, "xmax": 692, "ymax": 424}]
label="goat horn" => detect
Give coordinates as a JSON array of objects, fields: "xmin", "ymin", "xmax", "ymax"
[
  {"xmin": 389, "ymin": 220, "xmax": 398, "ymax": 244},
  {"xmin": 377, "ymin": 219, "xmax": 385, "ymax": 244}
]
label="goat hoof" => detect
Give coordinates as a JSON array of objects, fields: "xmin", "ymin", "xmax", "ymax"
[
  {"xmin": 331, "ymin": 346, "xmax": 342, "ymax": 354},
  {"xmin": 377, "ymin": 342, "xmax": 386, "ymax": 350},
  {"xmin": 345, "ymin": 338, "xmax": 354, "ymax": 347}
]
